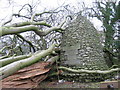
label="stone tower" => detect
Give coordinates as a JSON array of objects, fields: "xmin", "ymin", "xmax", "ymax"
[{"xmin": 60, "ymin": 15, "xmax": 108, "ymax": 71}]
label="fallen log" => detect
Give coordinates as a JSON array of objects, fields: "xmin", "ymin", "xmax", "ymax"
[
  {"xmin": 0, "ymin": 44, "xmax": 56, "ymax": 80},
  {"xmin": 2, "ymin": 56, "xmax": 59, "ymax": 88}
]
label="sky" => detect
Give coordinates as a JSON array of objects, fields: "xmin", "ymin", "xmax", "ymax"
[
  {"xmin": 0, "ymin": 0, "xmax": 93, "ymax": 18},
  {"xmin": 0, "ymin": 0, "xmax": 119, "ymax": 30}
]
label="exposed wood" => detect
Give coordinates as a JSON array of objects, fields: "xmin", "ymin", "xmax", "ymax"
[
  {"xmin": 2, "ymin": 56, "xmax": 59, "ymax": 88},
  {"xmin": 0, "ymin": 44, "xmax": 56, "ymax": 80},
  {"xmin": 2, "ymin": 62, "xmax": 49, "ymax": 88}
]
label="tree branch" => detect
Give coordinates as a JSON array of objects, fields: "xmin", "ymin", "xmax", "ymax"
[
  {"xmin": 31, "ymin": 11, "xmax": 61, "ymax": 22},
  {"xmin": 59, "ymin": 66, "xmax": 120, "ymax": 74},
  {"xmin": 1, "ymin": 25, "xmax": 38, "ymax": 36},
  {"xmin": 0, "ymin": 44, "xmax": 57, "ymax": 80},
  {"xmin": 18, "ymin": 4, "xmax": 33, "ymax": 14},
  {"xmin": 16, "ymin": 34, "xmax": 36, "ymax": 52},
  {"xmin": 34, "ymin": 27, "xmax": 63, "ymax": 36},
  {"xmin": 0, "ymin": 25, "xmax": 63, "ymax": 36},
  {"xmin": 8, "ymin": 21, "xmax": 51, "ymax": 27},
  {"xmin": 0, "ymin": 54, "xmax": 32, "ymax": 67},
  {"xmin": 2, "ymin": 14, "xmax": 31, "ymax": 26}
]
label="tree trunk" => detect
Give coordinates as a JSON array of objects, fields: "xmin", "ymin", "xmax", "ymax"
[
  {"xmin": 2, "ymin": 56, "xmax": 59, "ymax": 88},
  {"xmin": 0, "ymin": 44, "xmax": 56, "ymax": 80},
  {"xmin": 0, "ymin": 54, "xmax": 32, "ymax": 67}
]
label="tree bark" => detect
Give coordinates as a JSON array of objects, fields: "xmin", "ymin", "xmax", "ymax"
[
  {"xmin": 0, "ymin": 25, "xmax": 62, "ymax": 36},
  {"xmin": 0, "ymin": 54, "xmax": 32, "ymax": 67},
  {"xmin": 59, "ymin": 66, "xmax": 120, "ymax": 74},
  {"xmin": 1, "ymin": 56, "xmax": 59, "ymax": 88},
  {"xmin": 0, "ymin": 44, "xmax": 56, "ymax": 80}
]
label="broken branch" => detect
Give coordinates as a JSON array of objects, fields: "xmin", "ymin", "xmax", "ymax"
[{"xmin": 59, "ymin": 66, "xmax": 120, "ymax": 74}]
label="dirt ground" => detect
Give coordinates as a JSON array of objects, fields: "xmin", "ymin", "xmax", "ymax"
[{"xmin": 38, "ymin": 80, "xmax": 100, "ymax": 88}]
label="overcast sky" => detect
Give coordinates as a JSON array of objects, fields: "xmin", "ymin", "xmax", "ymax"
[
  {"xmin": 0, "ymin": 0, "xmax": 93, "ymax": 18},
  {"xmin": 0, "ymin": 0, "xmax": 119, "ymax": 30}
]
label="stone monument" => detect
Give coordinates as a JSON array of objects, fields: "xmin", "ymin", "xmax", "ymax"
[{"xmin": 60, "ymin": 15, "xmax": 109, "ymax": 82}]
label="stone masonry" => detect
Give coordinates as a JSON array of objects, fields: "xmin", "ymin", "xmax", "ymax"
[{"xmin": 60, "ymin": 15, "xmax": 108, "ymax": 70}]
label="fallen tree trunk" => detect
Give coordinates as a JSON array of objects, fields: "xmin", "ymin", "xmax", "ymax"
[
  {"xmin": 0, "ymin": 44, "xmax": 56, "ymax": 80},
  {"xmin": 0, "ymin": 54, "xmax": 32, "ymax": 67},
  {"xmin": 0, "ymin": 50, "xmax": 45, "ymax": 67},
  {"xmin": 59, "ymin": 66, "xmax": 120, "ymax": 74},
  {"xmin": 2, "ymin": 56, "xmax": 59, "ymax": 88}
]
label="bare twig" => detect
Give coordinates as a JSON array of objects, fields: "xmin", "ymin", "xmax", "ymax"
[
  {"xmin": 18, "ymin": 4, "xmax": 33, "ymax": 14},
  {"xmin": 16, "ymin": 34, "xmax": 36, "ymax": 52}
]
